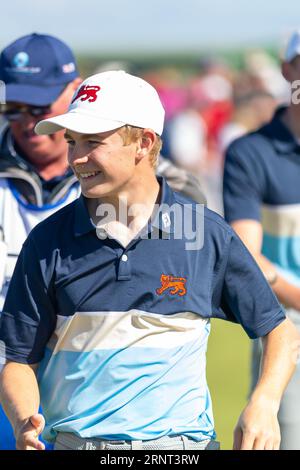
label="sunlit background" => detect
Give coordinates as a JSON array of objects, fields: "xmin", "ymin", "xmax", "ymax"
[{"xmin": 1, "ymin": 0, "xmax": 299, "ymax": 449}]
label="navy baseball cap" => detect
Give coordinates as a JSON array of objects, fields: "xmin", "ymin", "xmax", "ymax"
[{"xmin": 0, "ymin": 33, "xmax": 79, "ymax": 106}]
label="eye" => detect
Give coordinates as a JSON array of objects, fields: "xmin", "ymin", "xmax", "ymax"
[
  {"xmin": 88, "ymin": 140, "xmax": 100, "ymax": 145},
  {"xmin": 66, "ymin": 140, "xmax": 75, "ymax": 146}
]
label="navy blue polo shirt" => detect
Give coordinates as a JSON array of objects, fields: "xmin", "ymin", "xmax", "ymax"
[
  {"xmin": 224, "ymin": 106, "xmax": 300, "ymax": 286},
  {"xmin": 0, "ymin": 178, "xmax": 285, "ymax": 443}
]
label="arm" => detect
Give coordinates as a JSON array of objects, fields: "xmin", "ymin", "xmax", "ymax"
[
  {"xmin": 213, "ymin": 227, "xmax": 297, "ymax": 449},
  {"xmin": 223, "ymin": 142, "xmax": 300, "ymax": 310},
  {"xmin": 0, "ymin": 361, "xmax": 45, "ymax": 450},
  {"xmin": 0, "ymin": 237, "xmax": 57, "ymax": 450},
  {"xmin": 232, "ymin": 219, "xmax": 300, "ymax": 311},
  {"xmin": 234, "ymin": 317, "xmax": 300, "ymax": 450}
]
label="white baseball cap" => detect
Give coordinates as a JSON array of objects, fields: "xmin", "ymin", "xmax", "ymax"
[
  {"xmin": 35, "ymin": 70, "xmax": 165, "ymax": 136},
  {"xmin": 285, "ymin": 30, "xmax": 300, "ymax": 62}
]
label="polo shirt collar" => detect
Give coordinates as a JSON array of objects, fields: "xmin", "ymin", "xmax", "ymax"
[
  {"xmin": 73, "ymin": 177, "xmax": 177, "ymax": 238},
  {"xmin": 150, "ymin": 177, "xmax": 176, "ymax": 235},
  {"xmin": 269, "ymin": 106, "xmax": 300, "ymax": 154}
]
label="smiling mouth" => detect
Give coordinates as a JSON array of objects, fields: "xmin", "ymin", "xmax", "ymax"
[{"xmin": 78, "ymin": 171, "xmax": 102, "ymax": 179}]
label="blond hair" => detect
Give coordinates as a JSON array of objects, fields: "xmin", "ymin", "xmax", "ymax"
[{"xmin": 118, "ymin": 125, "xmax": 162, "ymax": 168}]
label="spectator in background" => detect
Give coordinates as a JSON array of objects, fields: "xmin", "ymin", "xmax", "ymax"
[
  {"xmin": 0, "ymin": 32, "xmax": 82, "ymax": 450},
  {"xmin": 190, "ymin": 57, "xmax": 234, "ymax": 155},
  {"xmin": 219, "ymin": 91, "xmax": 277, "ymax": 153},
  {"xmin": 243, "ymin": 50, "xmax": 290, "ymax": 102},
  {"xmin": 167, "ymin": 104, "xmax": 207, "ymax": 172},
  {"xmin": 223, "ymin": 30, "xmax": 300, "ymax": 449}
]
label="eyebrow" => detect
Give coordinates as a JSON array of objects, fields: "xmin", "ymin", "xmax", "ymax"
[{"xmin": 64, "ymin": 133, "xmax": 73, "ymax": 140}]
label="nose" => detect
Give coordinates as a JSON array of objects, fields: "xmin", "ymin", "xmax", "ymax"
[
  {"xmin": 68, "ymin": 145, "xmax": 90, "ymax": 167},
  {"xmin": 20, "ymin": 113, "xmax": 41, "ymax": 129},
  {"xmin": 68, "ymin": 143, "xmax": 90, "ymax": 173}
]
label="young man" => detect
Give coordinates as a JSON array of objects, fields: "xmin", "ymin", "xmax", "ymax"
[
  {"xmin": 0, "ymin": 71, "xmax": 298, "ymax": 451},
  {"xmin": 0, "ymin": 34, "xmax": 205, "ymax": 450},
  {"xmin": 223, "ymin": 30, "xmax": 300, "ymax": 449}
]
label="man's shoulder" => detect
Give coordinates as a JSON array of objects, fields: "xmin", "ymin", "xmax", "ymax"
[
  {"xmin": 173, "ymin": 191, "xmax": 232, "ymax": 239},
  {"xmin": 203, "ymin": 207, "xmax": 233, "ymax": 238},
  {"xmin": 226, "ymin": 121, "xmax": 273, "ymax": 156}
]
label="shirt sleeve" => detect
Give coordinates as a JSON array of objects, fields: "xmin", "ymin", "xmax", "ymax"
[
  {"xmin": 223, "ymin": 139, "xmax": 267, "ymax": 223},
  {"xmin": 0, "ymin": 236, "xmax": 57, "ymax": 364},
  {"xmin": 211, "ymin": 229, "xmax": 286, "ymax": 339}
]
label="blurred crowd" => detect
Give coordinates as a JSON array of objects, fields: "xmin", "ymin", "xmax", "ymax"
[{"xmin": 127, "ymin": 51, "xmax": 290, "ymax": 212}]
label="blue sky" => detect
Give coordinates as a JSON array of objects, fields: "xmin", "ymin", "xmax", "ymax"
[{"xmin": 1, "ymin": 0, "xmax": 300, "ymax": 53}]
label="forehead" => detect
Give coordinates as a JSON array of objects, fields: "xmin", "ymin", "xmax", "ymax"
[{"xmin": 64, "ymin": 129, "xmax": 121, "ymax": 140}]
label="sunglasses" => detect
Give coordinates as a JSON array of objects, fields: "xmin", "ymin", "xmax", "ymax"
[{"xmin": 0, "ymin": 105, "xmax": 52, "ymax": 121}]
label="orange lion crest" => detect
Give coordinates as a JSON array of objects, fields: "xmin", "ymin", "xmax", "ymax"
[{"xmin": 156, "ymin": 274, "xmax": 187, "ymax": 297}]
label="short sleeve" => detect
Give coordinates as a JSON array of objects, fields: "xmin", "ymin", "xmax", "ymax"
[
  {"xmin": 212, "ymin": 229, "xmax": 286, "ymax": 339},
  {"xmin": 223, "ymin": 139, "xmax": 267, "ymax": 223},
  {"xmin": 0, "ymin": 236, "xmax": 57, "ymax": 364}
]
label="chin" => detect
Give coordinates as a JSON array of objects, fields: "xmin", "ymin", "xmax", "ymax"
[
  {"xmin": 80, "ymin": 177, "xmax": 131, "ymax": 199},
  {"xmin": 23, "ymin": 143, "xmax": 58, "ymax": 162},
  {"xmin": 81, "ymin": 184, "xmax": 115, "ymax": 199}
]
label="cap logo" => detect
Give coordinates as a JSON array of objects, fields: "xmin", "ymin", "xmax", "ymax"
[
  {"xmin": 71, "ymin": 85, "xmax": 101, "ymax": 104},
  {"xmin": 13, "ymin": 52, "xmax": 29, "ymax": 68},
  {"xmin": 62, "ymin": 62, "xmax": 76, "ymax": 73},
  {"xmin": 8, "ymin": 51, "xmax": 40, "ymax": 74}
]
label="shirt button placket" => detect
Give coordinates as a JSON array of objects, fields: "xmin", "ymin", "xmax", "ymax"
[{"xmin": 117, "ymin": 252, "xmax": 131, "ymax": 280}]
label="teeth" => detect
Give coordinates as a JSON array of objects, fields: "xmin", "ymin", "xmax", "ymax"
[{"xmin": 79, "ymin": 171, "xmax": 100, "ymax": 178}]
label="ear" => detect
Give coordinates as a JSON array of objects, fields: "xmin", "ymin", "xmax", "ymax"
[{"xmin": 136, "ymin": 129, "xmax": 156, "ymax": 163}]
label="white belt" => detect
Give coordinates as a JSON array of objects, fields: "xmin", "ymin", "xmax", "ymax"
[{"xmin": 54, "ymin": 432, "xmax": 213, "ymax": 451}]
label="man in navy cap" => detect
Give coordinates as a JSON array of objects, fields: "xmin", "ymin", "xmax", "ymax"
[
  {"xmin": 0, "ymin": 32, "xmax": 83, "ymax": 450},
  {"xmin": 0, "ymin": 33, "xmax": 83, "ymax": 309}
]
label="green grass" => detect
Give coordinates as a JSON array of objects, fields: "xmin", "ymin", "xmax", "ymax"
[{"xmin": 206, "ymin": 319, "xmax": 251, "ymax": 450}]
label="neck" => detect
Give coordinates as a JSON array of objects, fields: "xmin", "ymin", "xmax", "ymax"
[
  {"xmin": 87, "ymin": 171, "xmax": 160, "ymax": 244},
  {"xmin": 284, "ymin": 104, "xmax": 300, "ymax": 139}
]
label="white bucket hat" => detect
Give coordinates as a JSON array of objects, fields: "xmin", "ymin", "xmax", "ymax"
[{"xmin": 35, "ymin": 70, "xmax": 165, "ymax": 136}]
